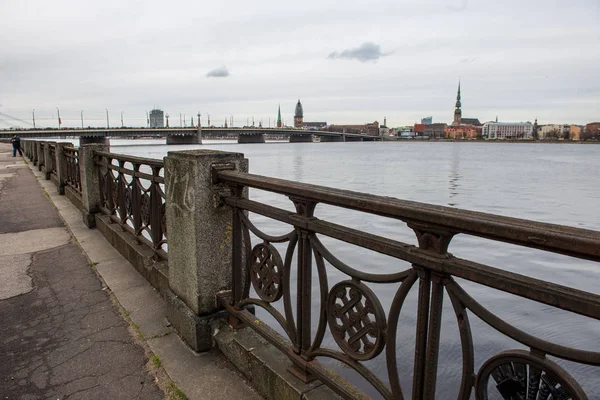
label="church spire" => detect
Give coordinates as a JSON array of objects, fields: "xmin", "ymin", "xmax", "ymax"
[
  {"xmin": 453, "ymin": 80, "xmax": 462, "ymax": 126},
  {"xmin": 277, "ymin": 104, "xmax": 282, "ymax": 128}
]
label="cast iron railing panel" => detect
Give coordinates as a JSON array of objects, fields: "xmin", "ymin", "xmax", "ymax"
[
  {"xmin": 95, "ymin": 151, "xmax": 166, "ymax": 259},
  {"xmin": 216, "ymin": 169, "xmax": 600, "ymax": 400},
  {"xmin": 63, "ymin": 146, "xmax": 81, "ymax": 196}
]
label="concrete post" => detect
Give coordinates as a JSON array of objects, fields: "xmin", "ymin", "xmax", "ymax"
[
  {"xmin": 79, "ymin": 144, "xmax": 107, "ymax": 228},
  {"xmin": 35, "ymin": 142, "xmax": 42, "ymax": 167},
  {"xmin": 164, "ymin": 149, "xmax": 248, "ymax": 351},
  {"xmin": 43, "ymin": 141, "xmax": 55, "ymax": 180},
  {"xmin": 55, "ymin": 142, "xmax": 73, "ymax": 195}
]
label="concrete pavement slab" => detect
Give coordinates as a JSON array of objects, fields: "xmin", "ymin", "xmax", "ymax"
[
  {"xmin": 0, "ymin": 253, "xmax": 32, "ymax": 300},
  {"xmin": 0, "ymin": 227, "xmax": 71, "ymax": 256}
]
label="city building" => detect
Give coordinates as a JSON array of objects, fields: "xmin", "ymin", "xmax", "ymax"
[
  {"xmin": 584, "ymin": 122, "xmax": 600, "ymax": 139},
  {"xmin": 149, "ymin": 109, "xmax": 164, "ymax": 128},
  {"xmin": 328, "ymin": 121, "xmax": 380, "ymax": 136},
  {"xmin": 538, "ymin": 124, "xmax": 571, "ymax": 140},
  {"xmin": 482, "ymin": 122, "xmax": 533, "ymax": 140},
  {"xmin": 294, "ymin": 100, "xmax": 303, "ymax": 128},
  {"xmin": 421, "ymin": 116, "xmax": 432, "ymax": 125},
  {"xmin": 413, "ymin": 123, "xmax": 425, "ymax": 136},
  {"xmin": 303, "ymin": 122, "xmax": 327, "ymax": 130},
  {"xmin": 424, "ymin": 123, "xmax": 447, "ymax": 139},
  {"xmin": 379, "ymin": 117, "xmax": 390, "ymax": 136},
  {"xmin": 446, "ymin": 125, "xmax": 481, "ymax": 139}
]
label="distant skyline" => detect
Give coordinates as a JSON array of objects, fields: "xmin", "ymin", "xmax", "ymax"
[{"xmin": 1, "ymin": 0, "xmax": 599, "ymax": 129}]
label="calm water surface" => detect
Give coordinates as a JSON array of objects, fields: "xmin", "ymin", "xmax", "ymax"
[{"xmin": 108, "ymin": 139, "xmax": 600, "ymax": 398}]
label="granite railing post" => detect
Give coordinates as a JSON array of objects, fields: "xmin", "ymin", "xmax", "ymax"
[
  {"xmin": 43, "ymin": 141, "xmax": 55, "ymax": 180},
  {"xmin": 55, "ymin": 142, "xmax": 73, "ymax": 195},
  {"xmin": 37, "ymin": 142, "xmax": 44, "ymax": 171},
  {"xmin": 79, "ymin": 144, "xmax": 107, "ymax": 228},
  {"xmin": 164, "ymin": 149, "xmax": 248, "ymax": 351},
  {"xmin": 34, "ymin": 141, "xmax": 40, "ymax": 166}
]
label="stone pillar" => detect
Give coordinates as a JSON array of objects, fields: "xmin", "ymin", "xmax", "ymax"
[
  {"xmin": 164, "ymin": 149, "xmax": 248, "ymax": 351},
  {"xmin": 238, "ymin": 133, "xmax": 265, "ymax": 144},
  {"xmin": 43, "ymin": 142, "xmax": 55, "ymax": 180},
  {"xmin": 79, "ymin": 144, "xmax": 107, "ymax": 228},
  {"xmin": 35, "ymin": 142, "xmax": 42, "ymax": 167},
  {"xmin": 55, "ymin": 142, "xmax": 73, "ymax": 195}
]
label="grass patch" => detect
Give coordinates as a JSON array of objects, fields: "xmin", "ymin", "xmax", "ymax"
[
  {"xmin": 87, "ymin": 261, "xmax": 99, "ymax": 267},
  {"xmin": 151, "ymin": 354, "xmax": 161, "ymax": 368},
  {"xmin": 167, "ymin": 381, "xmax": 187, "ymax": 400}
]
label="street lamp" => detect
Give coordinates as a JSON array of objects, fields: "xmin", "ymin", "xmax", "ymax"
[
  {"xmin": 81, "ymin": 110, "xmax": 84, "ymax": 128},
  {"xmin": 32, "ymin": 109, "xmax": 36, "ymax": 129},
  {"xmin": 57, "ymin": 107, "xmax": 61, "ymax": 129},
  {"xmin": 179, "ymin": 112, "xmax": 182, "ymax": 128},
  {"xmin": 106, "ymin": 109, "xmax": 110, "ymax": 128},
  {"xmin": 197, "ymin": 112, "xmax": 201, "ymax": 128},
  {"xmin": 121, "ymin": 111, "xmax": 124, "ymax": 128}
]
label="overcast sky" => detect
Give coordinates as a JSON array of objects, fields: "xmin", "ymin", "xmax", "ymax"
[{"xmin": 1, "ymin": 0, "xmax": 599, "ymax": 129}]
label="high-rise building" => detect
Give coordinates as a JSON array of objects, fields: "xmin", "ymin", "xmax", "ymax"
[
  {"xmin": 149, "ymin": 109, "xmax": 164, "ymax": 128},
  {"xmin": 421, "ymin": 116, "xmax": 433, "ymax": 125},
  {"xmin": 294, "ymin": 100, "xmax": 303, "ymax": 128}
]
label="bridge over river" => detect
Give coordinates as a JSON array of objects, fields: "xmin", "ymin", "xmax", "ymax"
[{"xmin": 0, "ymin": 127, "xmax": 381, "ymax": 145}]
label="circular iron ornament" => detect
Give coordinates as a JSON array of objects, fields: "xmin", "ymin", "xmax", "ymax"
[
  {"xmin": 249, "ymin": 243, "xmax": 284, "ymax": 303},
  {"xmin": 326, "ymin": 280, "xmax": 386, "ymax": 361},
  {"xmin": 140, "ymin": 193, "xmax": 150, "ymax": 225},
  {"xmin": 475, "ymin": 350, "xmax": 587, "ymax": 400}
]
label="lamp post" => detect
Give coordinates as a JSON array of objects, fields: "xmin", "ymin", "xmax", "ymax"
[
  {"xmin": 81, "ymin": 110, "xmax": 84, "ymax": 128},
  {"xmin": 121, "ymin": 111, "xmax": 124, "ymax": 128},
  {"xmin": 57, "ymin": 107, "xmax": 61, "ymax": 129},
  {"xmin": 179, "ymin": 112, "xmax": 182, "ymax": 128},
  {"xmin": 32, "ymin": 109, "xmax": 36, "ymax": 129},
  {"xmin": 183, "ymin": 113, "xmax": 186, "ymax": 128},
  {"xmin": 146, "ymin": 111, "xmax": 149, "ymax": 127},
  {"xmin": 106, "ymin": 109, "xmax": 110, "ymax": 128},
  {"xmin": 197, "ymin": 112, "xmax": 201, "ymax": 128}
]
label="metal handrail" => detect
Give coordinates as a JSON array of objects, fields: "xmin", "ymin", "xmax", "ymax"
[{"xmin": 216, "ymin": 168, "xmax": 600, "ymax": 400}]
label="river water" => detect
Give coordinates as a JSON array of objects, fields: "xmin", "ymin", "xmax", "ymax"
[{"xmin": 106, "ymin": 139, "xmax": 600, "ymax": 398}]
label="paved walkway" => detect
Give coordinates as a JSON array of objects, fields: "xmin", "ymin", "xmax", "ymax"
[
  {"xmin": 0, "ymin": 143, "xmax": 262, "ymax": 400},
  {"xmin": 0, "ymin": 146, "xmax": 164, "ymax": 399}
]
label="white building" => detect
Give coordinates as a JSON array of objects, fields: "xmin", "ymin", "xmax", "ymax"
[
  {"xmin": 482, "ymin": 122, "xmax": 533, "ymax": 140},
  {"xmin": 539, "ymin": 124, "xmax": 569, "ymax": 140}
]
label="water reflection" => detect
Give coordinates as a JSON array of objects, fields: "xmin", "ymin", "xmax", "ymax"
[
  {"xmin": 448, "ymin": 143, "xmax": 461, "ymax": 206},
  {"xmin": 111, "ymin": 139, "xmax": 600, "ymax": 397}
]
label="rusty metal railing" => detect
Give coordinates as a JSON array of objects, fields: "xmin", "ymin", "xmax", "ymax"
[
  {"xmin": 94, "ymin": 151, "xmax": 167, "ymax": 259},
  {"xmin": 63, "ymin": 146, "xmax": 81, "ymax": 196},
  {"xmin": 215, "ymin": 169, "xmax": 600, "ymax": 400}
]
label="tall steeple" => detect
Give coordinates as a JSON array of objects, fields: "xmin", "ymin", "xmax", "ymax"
[
  {"xmin": 452, "ymin": 80, "xmax": 462, "ymax": 126},
  {"xmin": 277, "ymin": 104, "xmax": 282, "ymax": 128}
]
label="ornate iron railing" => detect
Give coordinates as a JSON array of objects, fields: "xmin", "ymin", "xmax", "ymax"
[
  {"xmin": 48, "ymin": 143, "xmax": 57, "ymax": 177},
  {"xmin": 215, "ymin": 169, "xmax": 600, "ymax": 400},
  {"xmin": 63, "ymin": 146, "xmax": 81, "ymax": 195},
  {"xmin": 94, "ymin": 151, "xmax": 167, "ymax": 259}
]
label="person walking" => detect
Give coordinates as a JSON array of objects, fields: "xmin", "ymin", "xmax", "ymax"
[{"xmin": 11, "ymin": 135, "xmax": 23, "ymax": 157}]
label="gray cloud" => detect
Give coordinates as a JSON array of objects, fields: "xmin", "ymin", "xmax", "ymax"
[
  {"xmin": 328, "ymin": 42, "xmax": 391, "ymax": 63},
  {"xmin": 206, "ymin": 66, "xmax": 230, "ymax": 78}
]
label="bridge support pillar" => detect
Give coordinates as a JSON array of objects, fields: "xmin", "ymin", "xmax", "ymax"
[
  {"xmin": 345, "ymin": 136, "xmax": 363, "ymax": 142},
  {"xmin": 164, "ymin": 149, "xmax": 248, "ymax": 351},
  {"xmin": 80, "ymin": 136, "xmax": 110, "ymax": 146},
  {"xmin": 238, "ymin": 133, "xmax": 265, "ymax": 144},
  {"xmin": 167, "ymin": 130, "xmax": 202, "ymax": 145},
  {"xmin": 289, "ymin": 134, "xmax": 313, "ymax": 143},
  {"xmin": 79, "ymin": 144, "xmax": 108, "ymax": 228}
]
